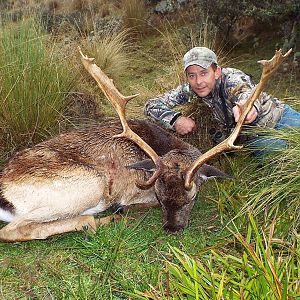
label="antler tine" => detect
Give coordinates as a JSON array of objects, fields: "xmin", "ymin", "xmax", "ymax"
[
  {"xmin": 184, "ymin": 48, "xmax": 293, "ymax": 190},
  {"xmin": 258, "ymin": 48, "xmax": 293, "ymax": 81},
  {"xmin": 79, "ymin": 47, "xmax": 164, "ymax": 189}
]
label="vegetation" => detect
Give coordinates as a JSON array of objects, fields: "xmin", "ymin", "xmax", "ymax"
[
  {"xmin": 0, "ymin": 1, "xmax": 299, "ymax": 299},
  {"xmin": 243, "ymin": 127, "xmax": 300, "ymax": 233},
  {"xmin": 78, "ymin": 29, "xmax": 133, "ymax": 116},
  {"xmin": 0, "ymin": 17, "xmax": 75, "ymax": 155},
  {"xmin": 121, "ymin": 0, "xmax": 148, "ymax": 35},
  {"xmin": 133, "ymin": 215, "xmax": 300, "ymax": 299}
]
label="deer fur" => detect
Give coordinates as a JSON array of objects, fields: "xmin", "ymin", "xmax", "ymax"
[{"xmin": 0, "ymin": 119, "xmax": 228, "ymax": 242}]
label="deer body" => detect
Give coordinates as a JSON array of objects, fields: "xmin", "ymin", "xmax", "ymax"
[
  {"xmin": 0, "ymin": 121, "xmax": 164, "ymax": 221},
  {"xmin": 0, "ymin": 120, "xmax": 223, "ymax": 242}
]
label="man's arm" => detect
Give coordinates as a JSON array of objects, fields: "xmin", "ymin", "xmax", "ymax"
[
  {"xmin": 144, "ymin": 83, "xmax": 196, "ymax": 133},
  {"xmin": 232, "ymin": 88, "xmax": 258, "ymax": 124},
  {"xmin": 144, "ymin": 96, "xmax": 182, "ymax": 129},
  {"xmin": 224, "ymin": 69, "xmax": 259, "ymax": 124}
]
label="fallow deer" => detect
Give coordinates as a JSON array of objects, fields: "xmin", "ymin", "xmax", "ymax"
[{"xmin": 0, "ymin": 48, "xmax": 291, "ymax": 242}]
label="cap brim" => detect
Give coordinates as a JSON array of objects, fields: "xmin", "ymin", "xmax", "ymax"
[{"xmin": 184, "ymin": 61, "xmax": 212, "ymax": 71}]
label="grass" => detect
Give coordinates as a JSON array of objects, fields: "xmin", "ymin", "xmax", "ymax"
[
  {"xmin": 80, "ymin": 29, "xmax": 132, "ymax": 81},
  {"xmin": 0, "ymin": 198, "xmax": 228, "ymax": 299},
  {"xmin": 78, "ymin": 29, "xmax": 134, "ymax": 117},
  {"xmin": 121, "ymin": 0, "xmax": 149, "ymax": 35},
  {"xmin": 244, "ymin": 128, "xmax": 300, "ymax": 232},
  {"xmin": 0, "ymin": 17, "xmax": 75, "ymax": 154},
  {"xmin": 132, "ymin": 215, "xmax": 300, "ymax": 299},
  {"xmin": 206, "ymin": 126, "xmax": 300, "ymax": 238}
]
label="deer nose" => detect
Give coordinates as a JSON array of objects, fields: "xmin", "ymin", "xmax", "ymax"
[{"xmin": 164, "ymin": 224, "xmax": 184, "ymax": 235}]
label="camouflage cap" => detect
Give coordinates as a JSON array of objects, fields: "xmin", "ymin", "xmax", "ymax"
[{"xmin": 183, "ymin": 47, "xmax": 218, "ymax": 71}]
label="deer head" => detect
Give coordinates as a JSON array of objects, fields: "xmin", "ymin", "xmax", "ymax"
[
  {"xmin": 127, "ymin": 148, "xmax": 230, "ymax": 233},
  {"xmin": 79, "ymin": 48, "xmax": 292, "ymax": 234}
]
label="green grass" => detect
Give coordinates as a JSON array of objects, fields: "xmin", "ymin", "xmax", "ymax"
[
  {"xmin": 132, "ymin": 215, "xmax": 300, "ymax": 299},
  {"xmin": 0, "ymin": 17, "xmax": 75, "ymax": 154},
  {"xmin": 0, "ymin": 198, "xmax": 229, "ymax": 299}
]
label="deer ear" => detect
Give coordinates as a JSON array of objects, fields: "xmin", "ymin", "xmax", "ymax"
[
  {"xmin": 127, "ymin": 159, "xmax": 156, "ymax": 172},
  {"xmin": 198, "ymin": 164, "xmax": 232, "ymax": 180}
]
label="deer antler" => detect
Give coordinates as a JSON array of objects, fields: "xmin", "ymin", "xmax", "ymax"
[
  {"xmin": 184, "ymin": 48, "xmax": 293, "ymax": 190},
  {"xmin": 79, "ymin": 47, "xmax": 164, "ymax": 189}
]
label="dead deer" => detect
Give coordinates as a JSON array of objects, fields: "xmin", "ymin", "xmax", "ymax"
[{"xmin": 0, "ymin": 49, "xmax": 291, "ymax": 242}]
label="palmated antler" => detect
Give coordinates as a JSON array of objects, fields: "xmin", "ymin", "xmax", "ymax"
[
  {"xmin": 184, "ymin": 48, "xmax": 293, "ymax": 190},
  {"xmin": 79, "ymin": 47, "xmax": 164, "ymax": 189}
]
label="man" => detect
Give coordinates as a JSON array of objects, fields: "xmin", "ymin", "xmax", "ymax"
[{"xmin": 144, "ymin": 47, "xmax": 300, "ymax": 153}]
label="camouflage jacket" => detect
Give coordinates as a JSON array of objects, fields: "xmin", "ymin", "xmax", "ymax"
[{"xmin": 144, "ymin": 67, "xmax": 285, "ymax": 131}]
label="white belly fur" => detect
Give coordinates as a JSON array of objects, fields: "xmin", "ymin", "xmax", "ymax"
[
  {"xmin": 0, "ymin": 208, "xmax": 15, "ymax": 222},
  {"xmin": 2, "ymin": 173, "xmax": 107, "ymax": 223}
]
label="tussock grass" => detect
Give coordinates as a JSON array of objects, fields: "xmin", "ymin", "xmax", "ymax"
[
  {"xmin": 0, "ymin": 17, "xmax": 75, "ymax": 153},
  {"xmin": 79, "ymin": 29, "xmax": 134, "ymax": 116},
  {"xmin": 121, "ymin": 0, "xmax": 149, "ymax": 35},
  {"xmin": 80, "ymin": 29, "xmax": 132, "ymax": 82},
  {"xmin": 244, "ymin": 127, "xmax": 300, "ymax": 232},
  {"xmin": 207, "ymin": 126, "xmax": 300, "ymax": 236}
]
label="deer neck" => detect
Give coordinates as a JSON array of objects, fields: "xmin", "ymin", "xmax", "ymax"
[{"xmin": 129, "ymin": 120, "xmax": 193, "ymax": 156}]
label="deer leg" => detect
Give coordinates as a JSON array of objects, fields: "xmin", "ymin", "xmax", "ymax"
[
  {"xmin": 0, "ymin": 214, "xmax": 125, "ymax": 243},
  {"xmin": 94, "ymin": 214, "xmax": 122, "ymax": 226},
  {"xmin": 0, "ymin": 215, "xmax": 97, "ymax": 242}
]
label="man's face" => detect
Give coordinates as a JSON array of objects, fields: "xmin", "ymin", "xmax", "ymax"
[{"xmin": 186, "ymin": 65, "xmax": 221, "ymax": 97}]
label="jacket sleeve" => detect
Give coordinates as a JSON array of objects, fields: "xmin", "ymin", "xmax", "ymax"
[
  {"xmin": 144, "ymin": 83, "xmax": 192, "ymax": 129},
  {"xmin": 224, "ymin": 69, "xmax": 261, "ymax": 119}
]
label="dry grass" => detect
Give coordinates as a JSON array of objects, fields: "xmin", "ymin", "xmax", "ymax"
[
  {"xmin": 45, "ymin": 0, "xmax": 113, "ymax": 14},
  {"xmin": 77, "ymin": 29, "xmax": 134, "ymax": 116},
  {"xmin": 79, "ymin": 29, "xmax": 132, "ymax": 82},
  {"xmin": 121, "ymin": 0, "xmax": 149, "ymax": 35},
  {"xmin": 4, "ymin": 0, "xmax": 43, "ymax": 10}
]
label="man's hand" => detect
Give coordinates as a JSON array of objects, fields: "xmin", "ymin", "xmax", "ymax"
[
  {"xmin": 232, "ymin": 101, "xmax": 258, "ymax": 124},
  {"xmin": 174, "ymin": 116, "xmax": 196, "ymax": 135}
]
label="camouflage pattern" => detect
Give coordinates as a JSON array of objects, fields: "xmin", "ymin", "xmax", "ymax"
[
  {"xmin": 144, "ymin": 67, "xmax": 285, "ymax": 131},
  {"xmin": 183, "ymin": 47, "xmax": 218, "ymax": 70}
]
